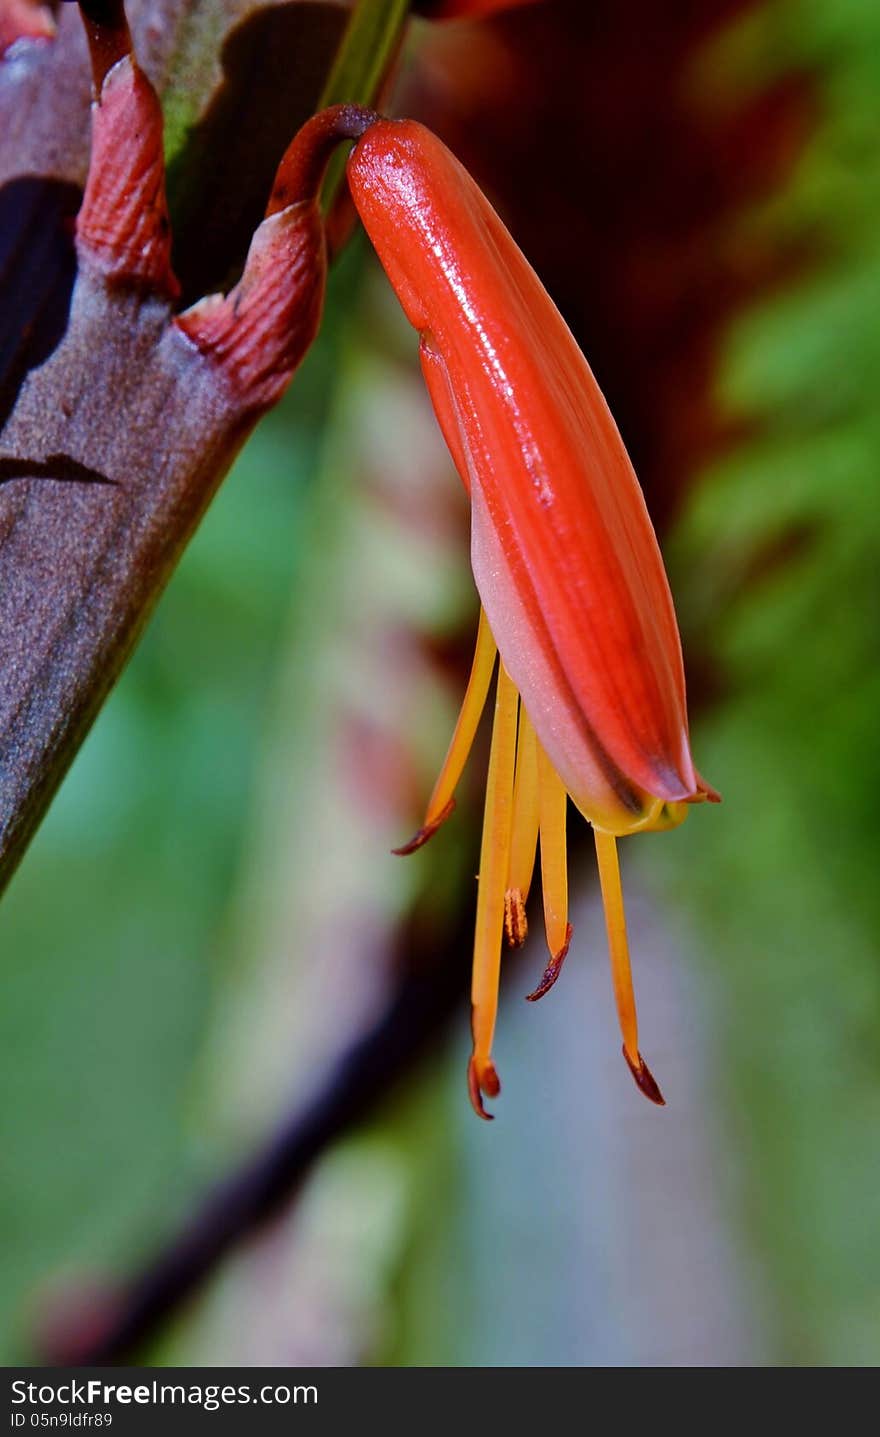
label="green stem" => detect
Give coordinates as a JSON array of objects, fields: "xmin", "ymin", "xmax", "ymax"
[{"xmin": 317, "ymin": 0, "xmax": 411, "ymax": 204}]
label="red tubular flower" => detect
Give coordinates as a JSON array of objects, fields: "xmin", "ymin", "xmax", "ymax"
[{"xmin": 346, "ymin": 118, "xmax": 719, "ymax": 1117}]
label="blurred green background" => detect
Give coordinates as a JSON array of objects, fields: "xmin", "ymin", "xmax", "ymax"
[{"xmin": 2, "ymin": 0, "xmax": 880, "ymax": 1366}]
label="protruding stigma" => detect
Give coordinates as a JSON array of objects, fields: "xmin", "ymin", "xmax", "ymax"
[
  {"xmin": 593, "ymin": 826, "xmax": 665, "ymax": 1106},
  {"xmin": 394, "ymin": 607, "xmax": 497, "ymax": 855},
  {"xmin": 504, "ymin": 703, "xmax": 539, "ymax": 946},
  {"xmin": 468, "ymin": 661, "xmax": 518, "ymax": 1119}
]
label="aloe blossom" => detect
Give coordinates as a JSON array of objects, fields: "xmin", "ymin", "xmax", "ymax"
[{"xmin": 346, "ymin": 119, "xmax": 719, "ymax": 1117}]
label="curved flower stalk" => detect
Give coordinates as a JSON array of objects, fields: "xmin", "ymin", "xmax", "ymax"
[{"xmin": 346, "ymin": 118, "xmax": 720, "ymax": 1117}]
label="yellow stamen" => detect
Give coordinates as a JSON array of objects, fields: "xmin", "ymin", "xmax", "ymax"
[
  {"xmin": 525, "ymin": 738, "xmax": 572, "ymax": 1001},
  {"xmin": 468, "ymin": 660, "xmax": 518, "ymax": 1119},
  {"xmin": 393, "ymin": 607, "xmax": 497, "ymax": 854},
  {"xmin": 504, "ymin": 704, "xmax": 540, "ymax": 946},
  {"xmin": 593, "ymin": 827, "xmax": 665, "ymax": 1105},
  {"xmin": 636, "ymin": 799, "xmax": 689, "ymax": 833}
]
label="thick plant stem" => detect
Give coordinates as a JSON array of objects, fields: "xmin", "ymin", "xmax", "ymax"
[{"xmin": 0, "ymin": 1, "xmax": 411, "ymax": 898}]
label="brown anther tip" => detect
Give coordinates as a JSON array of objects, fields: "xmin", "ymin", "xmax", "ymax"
[
  {"xmin": 75, "ymin": 54, "xmax": 178, "ymax": 297},
  {"xmin": 623, "ymin": 1046, "xmax": 666, "ymax": 1106},
  {"xmin": 503, "ymin": 888, "xmax": 528, "ymax": 948},
  {"xmin": 175, "ymin": 201, "xmax": 325, "ymax": 410},
  {"xmin": 467, "ymin": 1055, "xmax": 500, "ymax": 1120},
  {"xmin": 391, "ymin": 797, "xmax": 456, "ymax": 855},
  {"xmin": 525, "ymin": 922, "xmax": 572, "ymax": 1001}
]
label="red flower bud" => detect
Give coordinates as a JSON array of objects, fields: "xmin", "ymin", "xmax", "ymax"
[
  {"xmin": 347, "ymin": 117, "xmax": 719, "ymax": 1114},
  {"xmin": 348, "ymin": 119, "xmax": 714, "ymax": 832}
]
